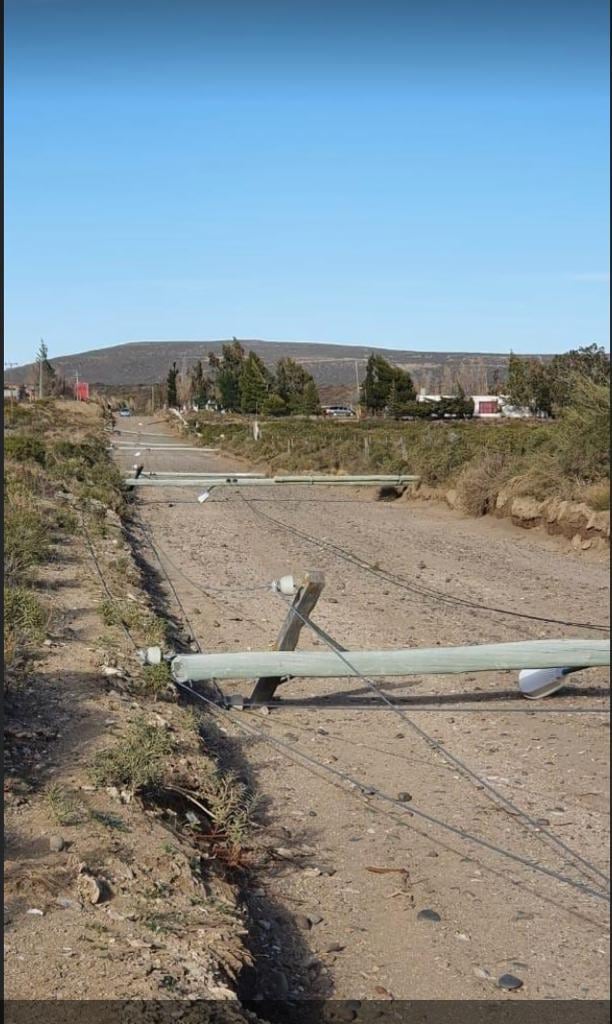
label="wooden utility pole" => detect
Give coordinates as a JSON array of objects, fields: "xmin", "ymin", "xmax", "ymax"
[
  {"xmin": 39, "ymin": 340, "xmax": 44, "ymax": 399},
  {"xmin": 170, "ymin": 639, "xmax": 610, "ymax": 685}
]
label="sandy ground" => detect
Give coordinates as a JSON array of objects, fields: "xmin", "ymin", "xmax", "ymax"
[{"xmin": 114, "ymin": 416, "xmax": 610, "ymax": 1003}]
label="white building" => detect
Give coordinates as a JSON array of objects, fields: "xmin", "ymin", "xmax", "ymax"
[{"xmin": 415, "ymin": 389, "xmax": 531, "ymax": 419}]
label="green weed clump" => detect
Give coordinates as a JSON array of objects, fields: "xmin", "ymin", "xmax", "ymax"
[
  {"xmin": 46, "ymin": 784, "xmax": 88, "ymax": 826},
  {"xmin": 3, "ymin": 404, "xmax": 127, "ymax": 684},
  {"xmin": 99, "ymin": 599, "xmax": 169, "ymax": 644},
  {"xmin": 90, "ymin": 719, "xmax": 175, "ymax": 793},
  {"xmin": 4, "ymin": 585, "xmax": 48, "ymax": 673},
  {"xmin": 135, "ymin": 662, "xmax": 174, "ymax": 699},
  {"xmin": 4, "ymin": 435, "xmax": 46, "ymax": 465}
]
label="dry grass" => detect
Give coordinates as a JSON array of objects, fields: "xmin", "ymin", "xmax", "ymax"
[
  {"xmin": 582, "ymin": 481, "xmax": 610, "ymax": 511},
  {"xmin": 455, "ymin": 452, "xmax": 512, "ymax": 516},
  {"xmin": 90, "ymin": 719, "xmax": 175, "ymax": 794},
  {"xmin": 98, "ymin": 598, "xmax": 168, "ymax": 645}
]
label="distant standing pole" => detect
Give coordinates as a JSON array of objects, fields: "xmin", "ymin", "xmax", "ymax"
[
  {"xmin": 39, "ymin": 340, "xmax": 44, "ymax": 400},
  {"xmin": 354, "ymin": 359, "xmax": 360, "ymax": 410},
  {"xmin": 151, "ymin": 384, "xmax": 156, "ymax": 413}
]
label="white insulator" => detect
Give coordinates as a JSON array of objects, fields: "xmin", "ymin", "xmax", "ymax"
[
  {"xmin": 272, "ymin": 575, "xmax": 297, "ymax": 596},
  {"xmin": 518, "ymin": 666, "xmax": 570, "ymax": 699}
]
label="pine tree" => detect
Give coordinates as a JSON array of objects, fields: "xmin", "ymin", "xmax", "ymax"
[
  {"xmin": 240, "ymin": 352, "xmax": 271, "ymax": 414},
  {"xmin": 216, "ymin": 341, "xmax": 245, "ymax": 410},
  {"xmin": 36, "ymin": 340, "xmax": 57, "ymax": 398},
  {"xmin": 301, "ymin": 378, "xmax": 321, "ymax": 415},
  {"xmin": 190, "ymin": 360, "xmax": 210, "ymax": 408},
  {"xmin": 387, "ymin": 379, "xmax": 402, "ymax": 419},
  {"xmin": 360, "ymin": 354, "xmax": 415, "ymax": 415},
  {"xmin": 166, "ymin": 362, "xmax": 179, "ymax": 408}
]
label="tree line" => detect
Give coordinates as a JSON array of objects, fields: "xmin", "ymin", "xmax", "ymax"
[
  {"xmin": 166, "ymin": 341, "xmax": 321, "ymax": 416},
  {"xmin": 506, "ymin": 344, "xmax": 609, "ymax": 417},
  {"xmin": 359, "ymin": 353, "xmax": 474, "ymax": 419}
]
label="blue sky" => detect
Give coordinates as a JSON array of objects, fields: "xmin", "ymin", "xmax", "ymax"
[{"xmin": 4, "ymin": 0, "xmax": 610, "ymax": 365}]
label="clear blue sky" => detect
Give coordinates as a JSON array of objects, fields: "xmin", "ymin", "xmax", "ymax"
[{"xmin": 4, "ymin": 0, "xmax": 610, "ymax": 365}]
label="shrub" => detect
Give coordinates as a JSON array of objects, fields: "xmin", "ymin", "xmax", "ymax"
[
  {"xmin": 4, "ymin": 435, "xmax": 46, "ymax": 465},
  {"xmin": 455, "ymin": 452, "xmax": 512, "ymax": 516},
  {"xmin": 3, "ymin": 504, "xmax": 51, "ymax": 583},
  {"xmin": 99, "ymin": 599, "xmax": 168, "ymax": 644},
  {"xmin": 4, "ymin": 586, "xmax": 48, "ymax": 672},
  {"xmin": 582, "ymin": 481, "xmax": 610, "ymax": 511},
  {"xmin": 135, "ymin": 662, "xmax": 174, "ymax": 699},
  {"xmin": 90, "ymin": 719, "xmax": 174, "ymax": 793}
]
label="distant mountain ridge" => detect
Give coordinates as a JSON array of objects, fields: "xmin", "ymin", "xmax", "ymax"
[{"xmin": 5, "ymin": 338, "xmax": 546, "ymax": 398}]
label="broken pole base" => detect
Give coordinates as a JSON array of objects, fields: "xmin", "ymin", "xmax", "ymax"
[{"xmin": 249, "ymin": 571, "xmax": 325, "ymax": 705}]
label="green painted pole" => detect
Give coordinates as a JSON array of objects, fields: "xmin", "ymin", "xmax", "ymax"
[{"xmin": 170, "ymin": 639, "xmax": 610, "ymax": 683}]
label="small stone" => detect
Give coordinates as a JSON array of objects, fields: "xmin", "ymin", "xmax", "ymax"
[
  {"xmin": 77, "ymin": 872, "xmax": 106, "ymax": 905},
  {"xmin": 395, "ymin": 732, "xmax": 405, "ymax": 739},
  {"xmin": 325, "ymin": 943, "xmax": 345, "ymax": 953},
  {"xmin": 295, "ymin": 914, "xmax": 311, "ymax": 930},
  {"xmin": 473, "ymin": 967, "xmax": 491, "ymax": 980},
  {"xmin": 397, "ymin": 791, "xmax": 412, "ymax": 803},
  {"xmin": 417, "ymin": 908, "xmax": 441, "ymax": 923},
  {"xmin": 317, "ymin": 728, "xmax": 329, "ymax": 736},
  {"xmin": 49, "ymin": 835, "xmax": 65, "ymax": 852},
  {"xmin": 498, "ymin": 973, "xmax": 524, "ymax": 991},
  {"xmin": 26, "ymin": 908, "xmax": 44, "ymax": 916},
  {"xmin": 307, "ymin": 912, "xmax": 324, "ymax": 926}
]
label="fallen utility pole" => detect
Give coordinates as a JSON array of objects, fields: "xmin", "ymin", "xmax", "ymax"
[
  {"xmin": 169, "ymin": 640, "xmax": 609, "ymax": 684},
  {"xmin": 124, "ymin": 473, "xmax": 419, "ymax": 488},
  {"xmin": 139, "ymin": 569, "xmax": 609, "ymax": 702},
  {"xmin": 112, "ymin": 445, "xmax": 220, "ymax": 453},
  {"xmin": 135, "ymin": 470, "xmax": 267, "ymax": 479}
]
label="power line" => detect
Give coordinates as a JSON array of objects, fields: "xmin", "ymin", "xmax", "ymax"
[
  {"xmin": 176, "ymin": 679, "xmax": 610, "ymax": 904},
  {"xmin": 272, "ymin": 589, "xmax": 610, "ymax": 895},
  {"xmin": 241, "ymin": 496, "xmax": 609, "ymax": 633},
  {"xmin": 90, "ymin": 491, "xmax": 610, "ymax": 903},
  {"xmin": 117, "ymin": 505, "xmax": 609, "ymax": 905}
]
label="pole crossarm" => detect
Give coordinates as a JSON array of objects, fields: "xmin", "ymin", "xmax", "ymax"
[{"xmin": 170, "ymin": 639, "xmax": 610, "ymax": 684}]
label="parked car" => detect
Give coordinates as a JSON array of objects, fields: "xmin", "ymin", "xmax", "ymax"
[
  {"xmin": 119, "ymin": 408, "xmax": 131, "ymax": 417},
  {"xmin": 324, "ymin": 405, "xmax": 356, "ymax": 418}
]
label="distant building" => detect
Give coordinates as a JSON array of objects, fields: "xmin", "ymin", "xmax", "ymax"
[
  {"xmin": 4, "ymin": 384, "xmax": 33, "ymax": 402},
  {"xmin": 415, "ymin": 389, "xmax": 531, "ymax": 419},
  {"xmin": 471, "ymin": 395, "xmax": 503, "ymax": 418}
]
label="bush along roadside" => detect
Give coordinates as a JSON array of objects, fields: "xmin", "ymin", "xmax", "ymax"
[{"xmin": 4, "ymin": 403, "xmax": 125, "ymax": 689}]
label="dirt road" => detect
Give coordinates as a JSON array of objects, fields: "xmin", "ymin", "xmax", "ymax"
[{"xmin": 115, "ymin": 416, "xmax": 610, "ymax": 1003}]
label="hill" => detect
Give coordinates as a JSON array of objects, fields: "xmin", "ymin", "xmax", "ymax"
[{"xmin": 5, "ymin": 338, "xmax": 541, "ymax": 400}]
